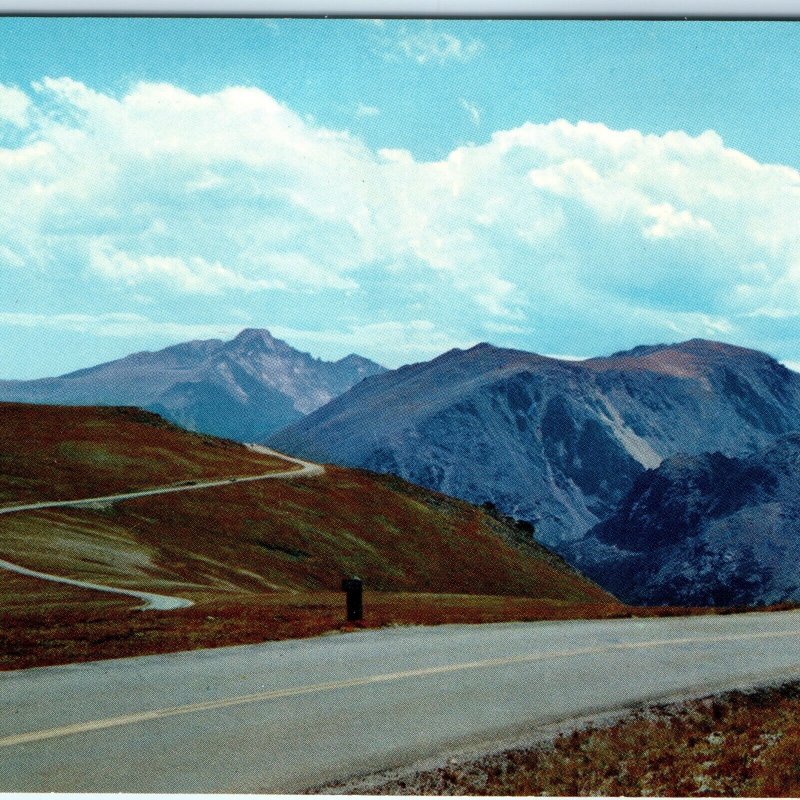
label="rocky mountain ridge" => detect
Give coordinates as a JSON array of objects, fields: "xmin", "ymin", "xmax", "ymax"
[
  {"xmin": 270, "ymin": 338, "xmax": 800, "ymax": 548},
  {"xmin": 567, "ymin": 433, "xmax": 800, "ymax": 605},
  {"xmin": 0, "ymin": 328, "xmax": 385, "ymax": 442}
]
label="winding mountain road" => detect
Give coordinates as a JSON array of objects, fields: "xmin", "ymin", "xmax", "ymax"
[
  {"xmin": 0, "ymin": 445, "xmax": 324, "ymax": 610},
  {"xmin": 3, "ymin": 611, "xmax": 800, "ymax": 792}
]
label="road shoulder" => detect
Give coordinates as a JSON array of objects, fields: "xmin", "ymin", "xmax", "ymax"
[{"xmin": 314, "ymin": 675, "xmax": 800, "ymax": 796}]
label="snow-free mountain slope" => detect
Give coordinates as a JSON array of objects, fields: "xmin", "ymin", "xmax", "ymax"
[
  {"xmin": 271, "ymin": 339, "xmax": 800, "ymax": 547},
  {"xmin": 0, "ymin": 329, "xmax": 385, "ymax": 441}
]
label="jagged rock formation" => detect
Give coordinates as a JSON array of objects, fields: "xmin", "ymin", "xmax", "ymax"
[{"xmin": 568, "ymin": 434, "xmax": 800, "ymax": 605}]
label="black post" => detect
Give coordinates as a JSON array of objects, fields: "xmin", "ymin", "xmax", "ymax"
[{"xmin": 341, "ymin": 576, "xmax": 363, "ymax": 621}]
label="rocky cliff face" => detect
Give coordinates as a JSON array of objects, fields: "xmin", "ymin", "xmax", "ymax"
[
  {"xmin": 567, "ymin": 434, "xmax": 800, "ymax": 605},
  {"xmin": 270, "ymin": 339, "xmax": 800, "ymax": 548},
  {"xmin": 0, "ymin": 329, "xmax": 385, "ymax": 442}
]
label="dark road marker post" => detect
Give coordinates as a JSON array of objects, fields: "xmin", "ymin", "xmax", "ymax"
[{"xmin": 341, "ymin": 576, "xmax": 363, "ymax": 622}]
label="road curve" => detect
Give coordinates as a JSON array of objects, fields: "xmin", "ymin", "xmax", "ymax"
[
  {"xmin": 0, "ymin": 444, "xmax": 323, "ymax": 516},
  {"xmin": 2, "ymin": 611, "xmax": 800, "ymax": 792},
  {"xmin": 0, "ymin": 445, "xmax": 324, "ymax": 610}
]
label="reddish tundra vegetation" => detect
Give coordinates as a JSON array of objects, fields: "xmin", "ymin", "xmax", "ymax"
[
  {"xmin": 363, "ymin": 683, "xmax": 800, "ymax": 796},
  {"xmin": 4, "ymin": 402, "xmax": 800, "ymax": 795},
  {"xmin": 0, "ymin": 402, "xmax": 627, "ymax": 670},
  {"xmin": 0, "ymin": 403, "xmax": 288, "ymax": 506}
]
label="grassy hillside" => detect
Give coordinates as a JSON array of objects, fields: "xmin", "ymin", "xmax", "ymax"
[
  {"xmin": 0, "ymin": 403, "xmax": 288, "ymax": 505},
  {"xmin": 0, "ymin": 402, "xmax": 623, "ymax": 669}
]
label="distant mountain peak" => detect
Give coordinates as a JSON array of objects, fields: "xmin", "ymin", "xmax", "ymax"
[
  {"xmin": 584, "ymin": 338, "xmax": 784, "ymax": 382},
  {"xmin": 230, "ymin": 327, "xmax": 287, "ymax": 351},
  {"xmin": 271, "ymin": 335, "xmax": 800, "ymax": 553},
  {"xmin": 233, "ymin": 327, "xmax": 275, "ymax": 340},
  {"xmin": 0, "ymin": 327, "xmax": 387, "ymax": 442},
  {"xmin": 336, "ymin": 353, "xmax": 381, "ymax": 368}
]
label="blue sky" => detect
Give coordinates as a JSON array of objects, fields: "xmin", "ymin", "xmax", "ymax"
[{"xmin": 2, "ymin": 18, "xmax": 800, "ymax": 376}]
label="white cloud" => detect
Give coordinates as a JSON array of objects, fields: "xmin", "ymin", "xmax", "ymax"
[
  {"xmin": 243, "ymin": 251, "xmax": 358, "ymax": 291},
  {"xmin": 483, "ymin": 321, "xmax": 532, "ymax": 335},
  {"xmin": 0, "ymin": 311, "xmax": 244, "ymax": 340},
  {"xmin": 0, "ymin": 244, "xmax": 25, "ymax": 267},
  {"xmin": 395, "ymin": 28, "xmax": 483, "ymax": 64},
  {"xmin": 544, "ymin": 352, "xmax": 589, "ymax": 361},
  {"xmin": 460, "ymin": 98, "xmax": 481, "ymax": 126},
  {"xmin": 88, "ymin": 241, "xmax": 286, "ymax": 294},
  {"xmin": 0, "ymin": 85, "xmax": 31, "ymax": 128},
  {"xmin": 4, "ymin": 79, "xmax": 800, "ymax": 361},
  {"xmin": 746, "ymin": 307, "xmax": 799, "ymax": 320},
  {"xmin": 356, "ymin": 103, "xmax": 380, "ymax": 117},
  {"xmin": 642, "ymin": 203, "xmax": 715, "ymax": 240}
]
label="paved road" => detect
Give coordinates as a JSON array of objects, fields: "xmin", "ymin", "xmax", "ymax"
[
  {"xmin": 0, "ymin": 445, "xmax": 323, "ymax": 610},
  {"xmin": 0, "ymin": 557, "xmax": 194, "ymax": 610},
  {"xmin": 0, "ymin": 445, "xmax": 323, "ymax": 516},
  {"xmin": 3, "ymin": 611, "xmax": 800, "ymax": 792}
]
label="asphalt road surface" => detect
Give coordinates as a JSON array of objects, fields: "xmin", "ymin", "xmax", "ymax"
[{"xmin": 3, "ymin": 611, "xmax": 800, "ymax": 792}]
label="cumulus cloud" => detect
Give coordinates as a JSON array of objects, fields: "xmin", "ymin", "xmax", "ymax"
[
  {"xmin": 88, "ymin": 241, "xmax": 287, "ymax": 294},
  {"xmin": 3, "ymin": 78, "xmax": 800, "ymax": 362},
  {"xmin": 0, "ymin": 84, "xmax": 31, "ymax": 127}
]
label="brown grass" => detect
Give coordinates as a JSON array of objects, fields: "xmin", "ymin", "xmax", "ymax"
[
  {"xmin": 362, "ymin": 682, "xmax": 800, "ymax": 796},
  {"xmin": 0, "ymin": 402, "xmax": 607, "ymax": 605},
  {"xmin": 0, "ymin": 402, "xmax": 287, "ymax": 505},
  {"xmin": 0, "ymin": 571, "xmax": 634, "ymax": 671},
  {"xmin": 2, "ymin": 572, "xmax": 795, "ymax": 672},
  {"xmin": 0, "ymin": 402, "xmax": 634, "ymax": 671},
  {"xmin": 0, "ymin": 469, "xmax": 614, "ymax": 600}
]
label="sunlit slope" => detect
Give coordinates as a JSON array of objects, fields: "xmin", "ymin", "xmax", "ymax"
[
  {"xmin": 0, "ymin": 403, "xmax": 613, "ymax": 604},
  {"xmin": 0, "ymin": 402, "xmax": 289, "ymax": 506}
]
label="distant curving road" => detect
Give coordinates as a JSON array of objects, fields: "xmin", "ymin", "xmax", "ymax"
[
  {"xmin": 0, "ymin": 445, "xmax": 324, "ymax": 610},
  {"xmin": 2, "ymin": 611, "xmax": 800, "ymax": 792}
]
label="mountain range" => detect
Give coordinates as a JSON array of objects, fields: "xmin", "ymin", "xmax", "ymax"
[
  {"xmin": 270, "ymin": 338, "xmax": 800, "ymax": 551},
  {"xmin": 6, "ymin": 330, "xmax": 800, "ymax": 607},
  {"xmin": 0, "ymin": 329, "xmax": 385, "ymax": 442}
]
